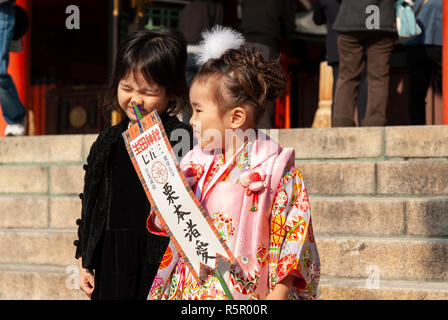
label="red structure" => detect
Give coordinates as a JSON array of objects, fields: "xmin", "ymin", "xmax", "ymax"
[{"xmin": 443, "ymin": 0, "xmax": 448, "ymax": 124}]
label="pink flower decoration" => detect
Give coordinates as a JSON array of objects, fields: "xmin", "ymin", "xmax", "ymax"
[{"xmin": 240, "ymin": 169, "xmax": 267, "ymax": 195}]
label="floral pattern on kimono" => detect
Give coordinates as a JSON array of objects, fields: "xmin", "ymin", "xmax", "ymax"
[{"xmin": 268, "ymin": 167, "xmax": 320, "ymax": 300}]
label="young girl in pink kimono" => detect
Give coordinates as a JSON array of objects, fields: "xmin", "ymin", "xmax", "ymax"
[{"xmin": 147, "ymin": 27, "xmax": 320, "ymax": 300}]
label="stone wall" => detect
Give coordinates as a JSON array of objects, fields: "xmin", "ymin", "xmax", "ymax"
[{"xmin": 0, "ymin": 126, "xmax": 447, "ymax": 299}]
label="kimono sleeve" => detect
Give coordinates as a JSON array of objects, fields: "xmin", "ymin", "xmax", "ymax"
[{"xmin": 268, "ymin": 167, "xmax": 321, "ymax": 300}]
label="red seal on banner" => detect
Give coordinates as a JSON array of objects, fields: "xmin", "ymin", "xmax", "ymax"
[{"xmin": 151, "ymin": 161, "xmax": 168, "ymax": 184}]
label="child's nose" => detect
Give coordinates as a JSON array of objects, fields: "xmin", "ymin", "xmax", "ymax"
[
  {"xmin": 130, "ymin": 96, "xmax": 143, "ymax": 107},
  {"xmin": 189, "ymin": 115, "xmax": 195, "ymax": 127}
]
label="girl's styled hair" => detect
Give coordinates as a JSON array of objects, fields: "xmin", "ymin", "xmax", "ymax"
[
  {"xmin": 103, "ymin": 29, "xmax": 188, "ymax": 121},
  {"xmin": 193, "ymin": 46, "xmax": 286, "ymax": 123}
]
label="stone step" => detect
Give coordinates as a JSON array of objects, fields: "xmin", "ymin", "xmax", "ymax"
[
  {"xmin": 0, "ymin": 264, "xmax": 87, "ymax": 300},
  {"xmin": 3, "ymin": 195, "xmax": 447, "ymax": 238},
  {"xmin": 316, "ymin": 235, "xmax": 448, "ymax": 281},
  {"xmin": 278, "ymin": 126, "xmax": 448, "ymax": 159},
  {"xmin": 2, "ymin": 126, "xmax": 448, "ymax": 164},
  {"xmin": 1, "ymin": 160, "xmax": 446, "ymax": 195},
  {"xmin": 296, "ymin": 160, "xmax": 448, "ymax": 196},
  {"xmin": 2, "ymin": 263, "xmax": 447, "ymax": 300},
  {"xmin": 2, "ymin": 229, "xmax": 447, "ymax": 282},
  {"xmin": 0, "ymin": 229, "xmax": 77, "ymax": 266},
  {"xmin": 319, "ymin": 276, "xmax": 448, "ymax": 300},
  {"xmin": 0, "ymin": 134, "xmax": 97, "ymax": 164},
  {"xmin": 0, "ymin": 165, "xmax": 84, "ymax": 195},
  {"xmin": 310, "ymin": 196, "xmax": 448, "ymax": 237}
]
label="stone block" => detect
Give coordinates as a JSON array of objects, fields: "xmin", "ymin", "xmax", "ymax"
[
  {"xmin": 319, "ymin": 277, "xmax": 448, "ymax": 300},
  {"xmin": 377, "ymin": 161, "xmax": 448, "ymax": 195},
  {"xmin": 280, "ymin": 127, "xmax": 383, "ymax": 159},
  {"xmin": 0, "ymin": 197, "xmax": 48, "ymax": 228},
  {"xmin": 386, "ymin": 126, "xmax": 448, "ymax": 158},
  {"xmin": 0, "ymin": 166, "xmax": 48, "ymax": 194},
  {"xmin": 50, "ymin": 197, "xmax": 81, "ymax": 229},
  {"xmin": 0, "ymin": 135, "xmax": 83, "ymax": 163},
  {"xmin": 0, "ymin": 230, "xmax": 77, "ymax": 266},
  {"xmin": 310, "ymin": 197, "xmax": 405, "ymax": 236},
  {"xmin": 0, "ymin": 264, "xmax": 87, "ymax": 300},
  {"xmin": 295, "ymin": 161, "xmax": 376, "ymax": 195},
  {"xmin": 316, "ymin": 235, "xmax": 448, "ymax": 280},
  {"xmin": 50, "ymin": 166, "xmax": 84, "ymax": 195}
]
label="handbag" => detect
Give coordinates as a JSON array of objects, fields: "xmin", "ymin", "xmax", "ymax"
[{"xmin": 395, "ymin": 0, "xmax": 429, "ymax": 42}]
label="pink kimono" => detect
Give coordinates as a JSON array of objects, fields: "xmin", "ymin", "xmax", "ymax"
[{"xmin": 147, "ymin": 132, "xmax": 320, "ymax": 300}]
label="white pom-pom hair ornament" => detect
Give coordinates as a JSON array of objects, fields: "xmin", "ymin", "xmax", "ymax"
[{"xmin": 195, "ymin": 25, "xmax": 245, "ymax": 66}]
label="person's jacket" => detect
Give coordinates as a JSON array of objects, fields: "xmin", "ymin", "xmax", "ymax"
[
  {"xmin": 178, "ymin": 0, "xmax": 224, "ymax": 45},
  {"xmin": 407, "ymin": 0, "xmax": 442, "ymax": 46},
  {"xmin": 74, "ymin": 113, "xmax": 193, "ymax": 269},
  {"xmin": 312, "ymin": 0, "xmax": 341, "ymax": 64},
  {"xmin": 333, "ymin": 0, "xmax": 397, "ymax": 33}
]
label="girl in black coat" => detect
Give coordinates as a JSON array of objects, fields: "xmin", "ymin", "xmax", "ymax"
[{"xmin": 74, "ymin": 29, "xmax": 193, "ymax": 299}]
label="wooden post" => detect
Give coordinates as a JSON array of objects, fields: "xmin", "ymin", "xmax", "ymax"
[{"xmin": 312, "ymin": 61, "xmax": 333, "ymax": 128}]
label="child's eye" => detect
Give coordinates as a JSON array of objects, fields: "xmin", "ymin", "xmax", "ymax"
[
  {"xmin": 121, "ymin": 86, "xmax": 133, "ymax": 92},
  {"xmin": 144, "ymin": 90, "xmax": 160, "ymax": 96}
]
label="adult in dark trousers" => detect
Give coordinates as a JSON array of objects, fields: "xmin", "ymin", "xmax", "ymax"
[
  {"xmin": 404, "ymin": 0, "xmax": 442, "ymax": 125},
  {"xmin": 178, "ymin": 0, "xmax": 224, "ymax": 88},
  {"xmin": 178, "ymin": 0, "xmax": 223, "ymax": 124},
  {"xmin": 312, "ymin": 0, "xmax": 367, "ymax": 124},
  {"xmin": 331, "ymin": 0, "xmax": 397, "ymax": 127},
  {"xmin": 240, "ymin": 0, "xmax": 296, "ymax": 128},
  {"xmin": 0, "ymin": 0, "xmax": 27, "ymax": 136}
]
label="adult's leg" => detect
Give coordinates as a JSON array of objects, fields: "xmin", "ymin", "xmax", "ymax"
[
  {"xmin": 361, "ymin": 32, "xmax": 395, "ymax": 127},
  {"xmin": 357, "ymin": 66, "xmax": 368, "ymax": 124},
  {"xmin": 332, "ymin": 33, "xmax": 365, "ymax": 127},
  {"xmin": 0, "ymin": 3, "xmax": 26, "ymax": 124},
  {"xmin": 406, "ymin": 45, "xmax": 431, "ymax": 125},
  {"xmin": 330, "ymin": 62, "xmax": 339, "ymax": 116},
  {"xmin": 185, "ymin": 52, "xmax": 198, "ymax": 89},
  {"xmin": 425, "ymin": 45, "xmax": 442, "ymax": 92}
]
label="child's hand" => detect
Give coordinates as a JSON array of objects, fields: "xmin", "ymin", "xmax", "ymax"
[
  {"xmin": 153, "ymin": 213, "xmax": 164, "ymax": 231},
  {"xmin": 264, "ymin": 275, "xmax": 293, "ymax": 300},
  {"xmin": 182, "ymin": 163, "xmax": 204, "ymax": 187},
  {"xmin": 184, "ymin": 167, "xmax": 197, "ymax": 186},
  {"xmin": 78, "ymin": 257, "xmax": 94, "ymax": 298}
]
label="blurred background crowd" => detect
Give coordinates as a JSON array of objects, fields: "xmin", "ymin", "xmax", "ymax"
[{"xmin": 0, "ymin": 0, "xmax": 444, "ymax": 136}]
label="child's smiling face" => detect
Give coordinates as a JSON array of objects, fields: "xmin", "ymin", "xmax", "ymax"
[
  {"xmin": 117, "ymin": 71, "xmax": 170, "ymax": 124},
  {"xmin": 189, "ymin": 80, "xmax": 229, "ymax": 151}
]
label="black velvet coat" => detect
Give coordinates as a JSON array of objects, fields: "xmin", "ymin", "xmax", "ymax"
[{"xmin": 74, "ymin": 113, "xmax": 193, "ymax": 270}]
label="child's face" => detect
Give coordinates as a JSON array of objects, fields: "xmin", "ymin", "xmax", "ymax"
[
  {"xmin": 189, "ymin": 81, "xmax": 229, "ymax": 151},
  {"xmin": 117, "ymin": 71, "xmax": 170, "ymax": 124}
]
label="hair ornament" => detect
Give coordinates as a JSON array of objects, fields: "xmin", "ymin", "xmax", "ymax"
[{"xmin": 196, "ymin": 25, "xmax": 245, "ymax": 66}]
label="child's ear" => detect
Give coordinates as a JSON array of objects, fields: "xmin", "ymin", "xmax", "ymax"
[{"xmin": 228, "ymin": 107, "xmax": 247, "ymax": 129}]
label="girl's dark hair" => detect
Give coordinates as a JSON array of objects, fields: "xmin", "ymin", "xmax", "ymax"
[
  {"xmin": 193, "ymin": 46, "xmax": 286, "ymax": 123},
  {"xmin": 103, "ymin": 29, "xmax": 188, "ymax": 121}
]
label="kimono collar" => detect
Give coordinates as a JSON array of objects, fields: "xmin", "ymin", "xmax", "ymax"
[
  {"xmin": 247, "ymin": 131, "xmax": 282, "ymax": 169},
  {"xmin": 189, "ymin": 131, "xmax": 282, "ymax": 169}
]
